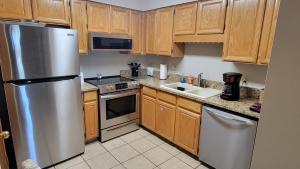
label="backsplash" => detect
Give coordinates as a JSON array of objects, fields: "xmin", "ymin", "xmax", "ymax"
[{"xmin": 120, "ymin": 69, "xmax": 263, "ymax": 99}]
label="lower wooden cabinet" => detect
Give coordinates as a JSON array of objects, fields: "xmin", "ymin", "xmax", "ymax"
[
  {"xmin": 141, "ymin": 95, "xmax": 156, "ymax": 131},
  {"xmin": 175, "ymin": 107, "xmax": 200, "ymax": 155},
  {"xmin": 141, "ymin": 86, "xmax": 202, "ymax": 155},
  {"xmin": 156, "ymin": 100, "xmax": 176, "ymax": 141},
  {"xmin": 83, "ymin": 91, "xmax": 99, "ymax": 142}
]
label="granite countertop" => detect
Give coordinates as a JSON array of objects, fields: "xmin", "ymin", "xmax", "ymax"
[
  {"xmin": 81, "ymin": 82, "xmax": 98, "ymax": 92},
  {"xmin": 131, "ymin": 76, "xmax": 260, "ymax": 119}
]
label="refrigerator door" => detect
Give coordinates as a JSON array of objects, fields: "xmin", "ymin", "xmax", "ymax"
[
  {"xmin": 0, "ymin": 23, "xmax": 79, "ymax": 81},
  {"xmin": 4, "ymin": 77, "xmax": 84, "ymax": 168},
  {"xmin": 199, "ymin": 106, "xmax": 257, "ymax": 169}
]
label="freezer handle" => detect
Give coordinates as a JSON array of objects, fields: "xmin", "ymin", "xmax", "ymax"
[{"xmin": 205, "ymin": 107, "xmax": 255, "ymax": 126}]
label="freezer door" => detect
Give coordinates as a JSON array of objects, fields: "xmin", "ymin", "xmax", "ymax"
[
  {"xmin": 199, "ymin": 106, "xmax": 257, "ymax": 169},
  {"xmin": 4, "ymin": 77, "xmax": 84, "ymax": 169},
  {"xmin": 0, "ymin": 24, "xmax": 79, "ymax": 81}
]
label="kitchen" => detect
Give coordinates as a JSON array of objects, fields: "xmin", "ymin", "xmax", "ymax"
[{"xmin": 0, "ymin": 0, "xmax": 299, "ymax": 169}]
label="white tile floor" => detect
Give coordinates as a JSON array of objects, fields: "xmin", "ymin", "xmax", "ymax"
[{"xmin": 50, "ymin": 128, "xmax": 209, "ymax": 169}]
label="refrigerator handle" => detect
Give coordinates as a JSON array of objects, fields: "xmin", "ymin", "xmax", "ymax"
[{"xmin": 205, "ymin": 108, "xmax": 255, "ymax": 126}]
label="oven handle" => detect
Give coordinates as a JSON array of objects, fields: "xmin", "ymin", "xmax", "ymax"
[{"xmin": 100, "ymin": 89, "xmax": 139, "ymax": 100}]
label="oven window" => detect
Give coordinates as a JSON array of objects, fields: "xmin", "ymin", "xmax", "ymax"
[{"xmin": 106, "ymin": 95, "xmax": 136, "ymax": 120}]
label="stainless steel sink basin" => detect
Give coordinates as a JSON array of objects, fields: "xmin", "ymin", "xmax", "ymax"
[{"xmin": 160, "ymin": 83, "xmax": 221, "ymax": 99}]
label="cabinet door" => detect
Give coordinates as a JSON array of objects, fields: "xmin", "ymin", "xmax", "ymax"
[
  {"xmin": 223, "ymin": 0, "xmax": 267, "ymax": 63},
  {"xmin": 156, "ymin": 100, "xmax": 176, "ymax": 141},
  {"xmin": 0, "ymin": 0, "xmax": 32, "ymax": 20},
  {"xmin": 174, "ymin": 2, "xmax": 198, "ymax": 35},
  {"xmin": 197, "ymin": 0, "xmax": 227, "ymax": 34},
  {"xmin": 145, "ymin": 11, "xmax": 157, "ymax": 54},
  {"xmin": 87, "ymin": 2, "xmax": 110, "ymax": 33},
  {"xmin": 156, "ymin": 7, "xmax": 175, "ymax": 56},
  {"xmin": 175, "ymin": 108, "xmax": 200, "ymax": 155},
  {"xmin": 131, "ymin": 11, "xmax": 143, "ymax": 55},
  {"xmin": 31, "ymin": 0, "xmax": 70, "ymax": 25},
  {"xmin": 110, "ymin": 6, "xmax": 130, "ymax": 35},
  {"xmin": 84, "ymin": 101, "xmax": 99, "ymax": 141},
  {"xmin": 257, "ymin": 0, "xmax": 280, "ymax": 64},
  {"xmin": 70, "ymin": 0, "xmax": 88, "ymax": 54},
  {"xmin": 0, "ymin": 120, "xmax": 9, "ymax": 169},
  {"xmin": 141, "ymin": 95, "xmax": 156, "ymax": 131}
]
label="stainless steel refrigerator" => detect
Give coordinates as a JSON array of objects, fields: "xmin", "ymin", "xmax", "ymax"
[{"xmin": 0, "ymin": 23, "xmax": 85, "ymax": 169}]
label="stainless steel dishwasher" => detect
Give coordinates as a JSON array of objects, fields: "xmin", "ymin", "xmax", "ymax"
[{"xmin": 199, "ymin": 106, "xmax": 258, "ymax": 169}]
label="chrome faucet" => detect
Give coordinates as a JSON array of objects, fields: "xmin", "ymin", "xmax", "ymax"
[
  {"xmin": 97, "ymin": 73, "xmax": 102, "ymax": 80},
  {"xmin": 198, "ymin": 73, "xmax": 206, "ymax": 88}
]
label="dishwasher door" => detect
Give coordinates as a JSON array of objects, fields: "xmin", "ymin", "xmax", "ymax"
[{"xmin": 199, "ymin": 106, "xmax": 258, "ymax": 169}]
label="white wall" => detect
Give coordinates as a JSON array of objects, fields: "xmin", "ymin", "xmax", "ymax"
[
  {"xmin": 91, "ymin": 0, "xmax": 143, "ymax": 10},
  {"xmin": 251, "ymin": 1, "xmax": 300, "ymax": 168},
  {"xmin": 168, "ymin": 44, "xmax": 268, "ymax": 89},
  {"xmin": 80, "ymin": 52, "xmax": 168, "ymax": 78}
]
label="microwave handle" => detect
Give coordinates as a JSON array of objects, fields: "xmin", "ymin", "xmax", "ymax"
[{"xmin": 100, "ymin": 90, "xmax": 139, "ymax": 100}]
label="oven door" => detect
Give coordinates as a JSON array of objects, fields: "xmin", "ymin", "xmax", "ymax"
[{"xmin": 100, "ymin": 89, "xmax": 139, "ymax": 129}]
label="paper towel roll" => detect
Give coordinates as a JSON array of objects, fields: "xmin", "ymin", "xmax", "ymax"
[{"xmin": 160, "ymin": 64, "xmax": 168, "ymax": 80}]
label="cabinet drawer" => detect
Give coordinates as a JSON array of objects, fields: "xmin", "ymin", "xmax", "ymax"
[
  {"xmin": 84, "ymin": 91, "xmax": 98, "ymax": 102},
  {"xmin": 157, "ymin": 91, "xmax": 176, "ymax": 105},
  {"xmin": 177, "ymin": 97, "xmax": 201, "ymax": 114},
  {"xmin": 142, "ymin": 86, "xmax": 157, "ymax": 98}
]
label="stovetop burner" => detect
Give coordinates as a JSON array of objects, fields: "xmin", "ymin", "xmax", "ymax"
[
  {"xmin": 85, "ymin": 76, "xmax": 139, "ymax": 94},
  {"xmin": 85, "ymin": 76, "xmax": 135, "ymax": 86}
]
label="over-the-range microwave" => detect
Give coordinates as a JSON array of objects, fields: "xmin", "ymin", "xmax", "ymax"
[{"xmin": 90, "ymin": 32, "xmax": 132, "ymax": 51}]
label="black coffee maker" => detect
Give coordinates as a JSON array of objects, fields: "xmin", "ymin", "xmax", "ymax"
[{"xmin": 220, "ymin": 72, "xmax": 242, "ymax": 101}]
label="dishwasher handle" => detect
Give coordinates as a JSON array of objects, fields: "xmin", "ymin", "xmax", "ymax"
[{"xmin": 205, "ymin": 107, "xmax": 255, "ymax": 126}]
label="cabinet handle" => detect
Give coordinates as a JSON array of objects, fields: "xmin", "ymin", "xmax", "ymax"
[{"xmin": 0, "ymin": 131, "xmax": 10, "ymax": 140}]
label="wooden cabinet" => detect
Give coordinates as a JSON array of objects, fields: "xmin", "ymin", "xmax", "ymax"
[
  {"xmin": 174, "ymin": 2, "xmax": 198, "ymax": 35},
  {"xmin": 146, "ymin": 8, "xmax": 184, "ymax": 57},
  {"xmin": 257, "ymin": 0, "xmax": 280, "ymax": 64},
  {"xmin": 87, "ymin": 2, "xmax": 110, "ymax": 33},
  {"xmin": 156, "ymin": 7, "xmax": 175, "ymax": 56},
  {"xmin": 131, "ymin": 11, "xmax": 143, "ymax": 55},
  {"xmin": 141, "ymin": 87, "xmax": 156, "ymax": 131},
  {"xmin": 156, "ymin": 100, "xmax": 176, "ymax": 141},
  {"xmin": 31, "ymin": 0, "xmax": 70, "ymax": 25},
  {"xmin": 70, "ymin": 0, "xmax": 88, "ymax": 54},
  {"xmin": 83, "ymin": 91, "xmax": 99, "ymax": 142},
  {"xmin": 0, "ymin": 0, "xmax": 32, "ymax": 20},
  {"xmin": 175, "ymin": 98, "xmax": 201, "ymax": 155},
  {"xmin": 197, "ymin": 0, "xmax": 227, "ymax": 34},
  {"xmin": 110, "ymin": 6, "xmax": 130, "ymax": 35},
  {"xmin": 141, "ymin": 95, "xmax": 156, "ymax": 131},
  {"xmin": 140, "ymin": 87, "xmax": 202, "ymax": 154},
  {"xmin": 145, "ymin": 11, "xmax": 157, "ymax": 54},
  {"xmin": 223, "ymin": 0, "xmax": 267, "ymax": 63},
  {"xmin": 0, "ymin": 119, "xmax": 9, "ymax": 169}
]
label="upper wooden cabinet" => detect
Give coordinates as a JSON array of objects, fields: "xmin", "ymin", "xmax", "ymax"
[
  {"xmin": 131, "ymin": 11, "xmax": 144, "ymax": 55},
  {"xmin": 223, "ymin": 0, "xmax": 267, "ymax": 63},
  {"xmin": 0, "ymin": 0, "xmax": 32, "ymax": 20},
  {"xmin": 70, "ymin": 0, "xmax": 88, "ymax": 54},
  {"xmin": 87, "ymin": 2, "xmax": 110, "ymax": 33},
  {"xmin": 197, "ymin": 0, "xmax": 227, "ymax": 34},
  {"xmin": 174, "ymin": 2, "xmax": 198, "ymax": 35},
  {"xmin": 257, "ymin": 0, "xmax": 280, "ymax": 64},
  {"xmin": 110, "ymin": 6, "xmax": 130, "ymax": 35},
  {"xmin": 31, "ymin": 0, "xmax": 70, "ymax": 25},
  {"xmin": 156, "ymin": 7, "xmax": 175, "ymax": 56},
  {"xmin": 146, "ymin": 7, "xmax": 184, "ymax": 57},
  {"xmin": 145, "ymin": 11, "xmax": 157, "ymax": 55}
]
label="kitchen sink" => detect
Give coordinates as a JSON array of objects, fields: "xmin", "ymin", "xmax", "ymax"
[{"xmin": 160, "ymin": 82, "xmax": 221, "ymax": 99}]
